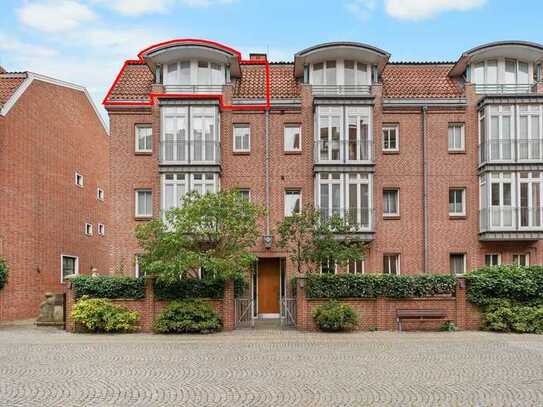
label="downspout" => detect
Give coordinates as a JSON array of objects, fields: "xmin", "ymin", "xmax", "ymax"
[
  {"xmin": 422, "ymin": 105, "xmax": 429, "ymax": 273},
  {"xmin": 264, "ymin": 60, "xmax": 272, "ymax": 242}
]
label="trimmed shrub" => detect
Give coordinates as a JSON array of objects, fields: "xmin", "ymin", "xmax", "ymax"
[
  {"xmin": 0, "ymin": 258, "xmax": 7, "ymax": 290},
  {"xmin": 483, "ymin": 301, "xmax": 543, "ymax": 334},
  {"xmin": 153, "ymin": 300, "xmax": 222, "ymax": 334},
  {"xmin": 312, "ymin": 300, "xmax": 359, "ymax": 332},
  {"xmin": 305, "ymin": 273, "xmax": 456, "ymax": 299},
  {"xmin": 154, "ymin": 274, "xmax": 246, "ymax": 300},
  {"xmin": 465, "ymin": 266, "xmax": 543, "ymax": 306},
  {"xmin": 72, "ymin": 275, "xmax": 145, "ymax": 299},
  {"xmin": 71, "ymin": 297, "xmax": 140, "ymax": 333}
]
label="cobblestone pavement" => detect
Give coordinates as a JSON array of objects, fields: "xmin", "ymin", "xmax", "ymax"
[{"xmin": 1, "ymin": 325, "xmax": 542, "ymax": 406}]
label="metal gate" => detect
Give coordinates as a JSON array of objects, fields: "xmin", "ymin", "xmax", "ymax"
[
  {"xmin": 281, "ymin": 297, "xmax": 296, "ymax": 328},
  {"xmin": 235, "ymin": 298, "xmax": 254, "ymax": 328}
]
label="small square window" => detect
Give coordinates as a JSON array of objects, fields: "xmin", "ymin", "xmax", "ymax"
[
  {"xmin": 383, "ymin": 254, "xmax": 400, "ymax": 275},
  {"xmin": 320, "ymin": 258, "xmax": 336, "ymax": 274},
  {"xmin": 383, "ymin": 189, "xmax": 399, "ymax": 216},
  {"xmin": 348, "ymin": 259, "xmax": 365, "ymax": 274},
  {"xmin": 84, "ymin": 223, "xmax": 93, "ymax": 236},
  {"xmin": 75, "ymin": 172, "xmax": 84, "ymax": 187},
  {"xmin": 450, "ymin": 253, "xmax": 466, "ymax": 275},
  {"xmin": 512, "ymin": 254, "xmax": 529, "ymax": 266},
  {"xmin": 448, "ymin": 123, "xmax": 465, "ymax": 152},
  {"xmin": 485, "ymin": 254, "xmax": 501, "ymax": 266},
  {"xmin": 284, "ymin": 124, "xmax": 302, "ymax": 152},
  {"xmin": 61, "ymin": 255, "xmax": 78, "ymax": 283},
  {"xmin": 97, "ymin": 188, "xmax": 105, "ymax": 201},
  {"xmin": 449, "ymin": 188, "xmax": 466, "ymax": 216},
  {"xmin": 135, "ymin": 125, "xmax": 153, "ymax": 153},
  {"xmin": 237, "ymin": 189, "xmax": 251, "ymax": 201},
  {"xmin": 97, "ymin": 223, "xmax": 105, "ymax": 236},
  {"xmin": 382, "ymin": 125, "xmax": 399, "ymax": 152},
  {"xmin": 233, "ymin": 124, "xmax": 250, "ymax": 152},
  {"xmin": 135, "ymin": 190, "xmax": 153, "ymax": 218},
  {"xmin": 284, "ymin": 190, "xmax": 301, "ymax": 216}
]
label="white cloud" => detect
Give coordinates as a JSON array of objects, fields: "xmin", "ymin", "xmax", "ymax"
[
  {"xmin": 384, "ymin": 0, "xmax": 486, "ymax": 20},
  {"xmin": 90, "ymin": 0, "xmax": 175, "ymax": 16},
  {"xmin": 17, "ymin": 0, "xmax": 96, "ymax": 33},
  {"xmin": 345, "ymin": 0, "xmax": 377, "ymax": 20},
  {"xmin": 0, "ymin": 34, "xmax": 59, "ymax": 58},
  {"xmin": 83, "ymin": 28, "xmax": 164, "ymax": 57},
  {"xmin": 180, "ymin": 0, "xmax": 237, "ymax": 8}
]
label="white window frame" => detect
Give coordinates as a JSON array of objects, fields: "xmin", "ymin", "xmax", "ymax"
[
  {"xmin": 75, "ymin": 172, "xmax": 84, "ymax": 187},
  {"xmin": 316, "ymin": 172, "xmax": 344, "ymax": 219},
  {"xmin": 450, "ymin": 253, "xmax": 467, "ymax": 275},
  {"xmin": 84, "ymin": 223, "xmax": 93, "ymax": 236},
  {"xmin": 284, "ymin": 124, "xmax": 302, "ymax": 152},
  {"xmin": 383, "ymin": 188, "xmax": 400, "ymax": 217},
  {"xmin": 233, "ymin": 124, "xmax": 251, "ymax": 153},
  {"xmin": 485, "ymin": 253, "xmax": 502, "ymax": 266},
  {"xmin": 348, "ymin": 258, "xmax": 365, "ymax": 274},
  {"xmin": 320, "ymin": 258, "xmax": 337, "ymax": 274},
  {"xmin": 97, "ymin": 188, "xmax": 104, "ymax": 201},
  {"xmin": 448, "ymin": 123, "xmax": 465, "ymax": 152},
  {"xmin": 190, "ymin": 106, "xmax": 219, "ymax": 163},
  {"xmin": 97, "ymin": 223, "xmax": 105, "ymax": 236},
  {"xmin": 237, "ymin": 188, "xmax": 251, "ymax": 201},
  {"xmin": 60, "ymin": 254, "xmax": 79, "ymax": 283},
  {"xmin": 512, "ymin": 253, "xmax": 530, "ymax": 266},
  {"xmin": 135, "ymin": 189, "xmax": 153, "ymax": 218},
  {"xmin": 382, "ymin": 124, "xmax": 399, "ymax": 152},
  {"xmin": 449, "ymin": 188, "xmax": 466, "ymax": 217},
  {"xmin": 284, "ymin": 189, "xmax": 302, "ymax": 217},
  {"xmin": 135, "ymin": 124, "xmax": 153, "ymax": 153},
  {"xmin": 383, "ymin": 254, "xmax": 400, "ymax": 275},
  {"xmin": 191, "ymin": 173, "xmax": 219, "ymax": 195}
]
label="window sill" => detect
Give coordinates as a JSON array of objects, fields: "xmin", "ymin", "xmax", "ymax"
[
  {"xmin": 233, "ymin": 151, "xmax": 251, "ymax": 155},
  {"xmin": 383, "ymin": 215, "xmax": 400, "ymax": 220},
  {"xmin": 284, "ymin": 150, "xmax": 303, "ymax": 155},
  {"xmin": 448, "ymin": 150, "xmax": 466, "ymax": 155},
  {"xmin": 135, "ymin": 151, "xmax": 153, "ymax": 156},
  {"xmin": 382, "ymin": 150, "xmax": 400, "ymax": 155},
  {"xmin": 449, "ymin": 214, "xmax": 467, "ymax": 220},
  {"xmin": 135, "ymin": 216, "xmax": 153, "ymax": 221}
]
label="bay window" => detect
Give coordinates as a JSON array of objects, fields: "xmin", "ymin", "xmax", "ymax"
[
  {"xmin": 470, "ymin": 58, "xmax": 533, "ymax": 92},
  {"xmin": 310, "ymin": 60, "xmax": 371, "ymax": 87},
  {"xmin": 161, "ymin": 173, "xmax": 219, "ymax": 215}
]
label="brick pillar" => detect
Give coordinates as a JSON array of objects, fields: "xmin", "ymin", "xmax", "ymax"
[
  {"xmin": 222, "ymin": 279, "xmax": 235, "ymax": 331},
  {"xmin": 142, "ymin": 275, "xmax": 156, "ymax": 333},
  {"xmin": 64, "ymin": 282, "xmax": 75, "ymax": 333},
  {"xmin": 455, "ymin": 277, "xmax": 467, "ymax": 330},
  {"xmin": 376, "ymin": 297, "xmax": 386, "ymax": 330},
  {"xmin": 296, "ymin": 277, "xmax": 308, "ymax": 331}
]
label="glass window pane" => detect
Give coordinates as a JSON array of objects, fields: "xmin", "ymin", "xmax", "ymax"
[
  {"xmin": 179, "ymin": 61, "xmax": 190, "ymax": 83},
  {"xmin": 313, "ymin": 63, "xmax": 323, "ymax": 85},
  {"xmin": 344, "ymin": 60, "xmax": 355, "ymax": 86},
  {"xmin": 325, "ymin": 61, "xmax": 336, "ymax": 85},
  {"xmin": 505, "ymin": 60, "xmax": 516, "ymax": 84}
]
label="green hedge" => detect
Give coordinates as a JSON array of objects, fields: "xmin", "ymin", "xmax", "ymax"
[
  {"xmin": 153, "ymin": 300, "xmax": 222, "ymax": 334},
  {"xmin": 72, "ymin": 276, "xmax": 145, "ymax": 299},
  {"xmin": 0, "ymin": 258, "xmax": 7, "ymax": 290},
  {"xmin": 71, "ymin": 297, "xmax": 140, "ymax": 333},
  {"xmin": 305, "ymin": 273, "xmax": 456, "ymax": 299},
  {"xmin": 154, "ymin": 274, "xmax": 246, "ymax": 300},
  {"xmin": 465, "ymin": 266, "xmax": 543, "ymax": 306},
  {"xmin": 482, "ymin": 300, "xmax": 543, "ymax": 334}
]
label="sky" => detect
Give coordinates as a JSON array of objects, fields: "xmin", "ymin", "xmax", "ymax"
[{"xmin": 1, "ymin": 0, "xmax": 542, "ymax": 122}]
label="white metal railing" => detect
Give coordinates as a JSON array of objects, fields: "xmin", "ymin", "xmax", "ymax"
[
  {"xmin": 163, "ymin": 85, "xmax": 224, "ymax": 94},
  {"xmin": 479, "ymin": 139, "xmax": 543, "ymax": 164},
  {"xmin": 318, "ymin": 207, "xmax": 374, "ymax": 231},
  {"xmin": 312, "ymin": 84, "xmax": 371, "ymax": 96},
  {"xmin": 314, "ymin": 139, "xmax": 373, "ymax": 163},
  {"xmin": 480, "ymin": 207, "xmax": 543, "ymax": 232},
  {"xmin": 474, "ymin": 83, "xmax": 534, "ymax": 95},
  {"xmin": 159, "ymin": 140, "xmax": 220, "ymax": 164}
]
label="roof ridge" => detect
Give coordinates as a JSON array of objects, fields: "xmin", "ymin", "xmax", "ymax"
[{"xmin": 388, "ymin": 61, "xmax": 455, "ymax": 65}]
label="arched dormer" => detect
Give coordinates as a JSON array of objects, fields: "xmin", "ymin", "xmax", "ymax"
[
  {"xmin": 294, "ymin": 42, "xmax": 390, "ymax": 96},
  {"xmin": 140, "ymin": 39, "xmax": 242, "ymax": 93},
  {"xmin": 450, "ymin": 41, "xmax": 543, "ymax": 94}
]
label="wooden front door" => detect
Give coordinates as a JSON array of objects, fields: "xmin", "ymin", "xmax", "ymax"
[{"xmin": 257, "ymin": 258, "xmax": 280, "ymax": 315}]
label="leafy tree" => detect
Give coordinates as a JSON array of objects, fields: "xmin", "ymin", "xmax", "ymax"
[
  {"xmin": 136, "ymin": 191, "xmax": 264, "ymax": 283},
  {"xmin": 277, "ymin": 206, "xmax": 367, "ymax": 275}
]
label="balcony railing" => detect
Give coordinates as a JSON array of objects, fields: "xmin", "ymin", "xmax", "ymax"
[
  {"xmin": 474, "ymin": 83, "xmax": 534, "ymax": 95},
  {"xmin": 480, "ymin": 207, "xmax": 543, "ymax": 232},
  {"xmin": 314, "ymin": 139, "xmax": 373, "ymax": 164},
  {"xmin": 312, "ymin": 85, "xmax": 371, "ymax": 97},
  {"xmin": 479, "ymin": 139, "xmax": 543, "ymax": 164},
  {"xmin": 163, "ymin": 85, "xmax": 224, "ymax": 94},
  {"xmin": 159, "ymin": 140, "xmax": 220, "ymax": 164},
  {"xmin": 318, "ymin": 207, "xmax": 374, "ymax": 231}
]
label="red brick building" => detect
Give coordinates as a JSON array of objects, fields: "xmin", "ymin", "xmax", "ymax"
[
  {"xmin": 104, "ymin": 39, "xmax": 543, "ymax": 320},
  {"xmin": 0, "ymin": 71, "xmax": 109, "ymax": 320}
]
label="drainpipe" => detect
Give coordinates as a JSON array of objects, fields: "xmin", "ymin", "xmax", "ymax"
[
  {"xmin": 265, "ymin": 108, "xmax": 270, "ymax": 237},
  {"xmin": 422, "ymin": 105, "xmax": 429, "ymax": 273}
]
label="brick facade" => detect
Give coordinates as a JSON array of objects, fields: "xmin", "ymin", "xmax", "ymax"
[{"xmin": 0, "ymin": 78, "xmax": 109, "ymax": 321}]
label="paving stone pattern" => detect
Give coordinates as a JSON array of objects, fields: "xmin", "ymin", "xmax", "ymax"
[{"xmin": 0, "ymin": 325, "xmax": 542, "ymax": 406}]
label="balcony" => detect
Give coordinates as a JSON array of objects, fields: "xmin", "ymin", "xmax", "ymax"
[
  {"xmin": 479, "ymin": 207, "xmax": 543, "ymax": 241},
  {"xmin": 318, "ymin": 207, "xmax": 374, "ymax": 240},
  {"xmin": 312, "ymin": 85, "xmax": 371, "ymax": 97},
  {"xmin": 163, "ymin": 85, "xmax": 224, "ymax": 94},
  {"xmin": 474, "ymin": 83, "xmax": 535, "ymax": 95},
  {"xmin": 159, "ymin": 140, "xmax": 221, "ymax": 165},
  {"xmin": 314, "ymin": 140, "xmax": 373, "ymax": 165},
  {"xmin": 479, "ymin": 139, "xmax": 543, "ymax": 165}
]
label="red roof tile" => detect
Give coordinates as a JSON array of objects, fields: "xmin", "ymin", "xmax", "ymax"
[
  {"xmin": 382, "ymin": 64, "xmax": 463, "ymax": 99},
  {"xmin": 0, "ymin": 74, "xmax": 27, "ymax": 107},
  {"xmin": 108, "ymin": 63, "xmax": 153, "ymax": 102},
  {"xmin": 233, "ymin": 64, "xmax": 300, "ymax": 99}
]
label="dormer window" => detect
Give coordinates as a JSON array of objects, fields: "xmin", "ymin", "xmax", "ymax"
[
  {"xmin": 163, "ymin": 60, "xmax": 225, "ymax": 86},
  {"xmin": 310, "ymin": 60, "xmax": 370, "ymax": 87}
]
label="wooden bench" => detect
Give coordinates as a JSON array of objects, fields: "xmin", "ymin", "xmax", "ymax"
[{"xmin": 396, "ymin": 309, "xmax": 447, "ymax": 332}]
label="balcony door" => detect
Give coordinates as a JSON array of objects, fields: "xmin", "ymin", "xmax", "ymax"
[
  {"xmin": 318, "ymin": 173, "xmax": 343, "ymax": 221},
  {"xmin": 518, "ymin": 106, "xmax": 542, "ymax": 161},
  {"xmin": 346, "ymin": 173, "xmax": 371, "ymax": 229},
  {"xmin": 489, "ymin": 106, "xmax": 513, "ymax": 161},
  {"xmin": 162, "ymin": 107, "xmax": 188, "ymax": 163},
  {"xmin": 318, "ymin": 107, "xmax": 342, "ymax": 162},
  {"xmin": 346, "ymin": 107, "xmax": 370, "ymax": 162},
  {"xmin": 191, "ymin": 107, "xmax": 216, "ymax": 163},
  {"xmin": 490, "ymin": 173, "xmax": 514, "ymax": 228},
  {"xmin": 520, "ymin": 172, "xmax": 542, "ymax": 228}
]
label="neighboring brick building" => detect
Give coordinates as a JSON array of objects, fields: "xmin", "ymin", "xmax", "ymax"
[
  {"xmin": 105, "ymin": 39, "xmax": 543, "ymax": 320},
  {"xmin": 0, "ymin": 71, "xmax": 109, "ymax": 320}
]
